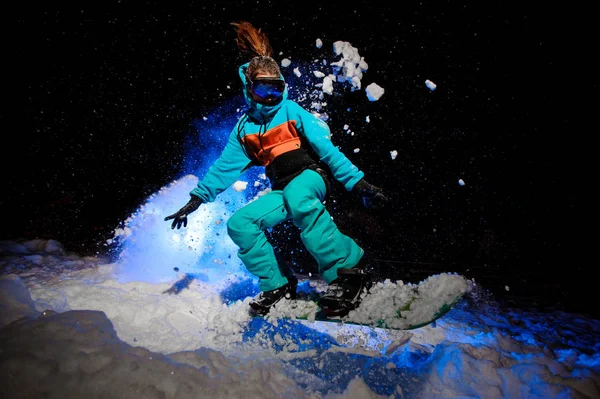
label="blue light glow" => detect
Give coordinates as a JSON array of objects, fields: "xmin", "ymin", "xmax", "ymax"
[{"xmin": 109, "ymin": 98, "xmax": 261, "ymax": 286}]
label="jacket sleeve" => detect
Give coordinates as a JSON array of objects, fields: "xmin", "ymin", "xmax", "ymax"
[
  {"xmin": 290, "ymin": 102, "xmax": 364, "ymax": 191},
  {"xmin": 189, "ymin": 126, "xmax": 252, "ymax": 202}
]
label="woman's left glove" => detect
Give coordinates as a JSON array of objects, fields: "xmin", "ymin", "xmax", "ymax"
[
  {"xmin": 164, "ymin": 195, "xmax": 203, "ymax": 229},
  {"xmin": 352, "ymin": 179, "xmax": 389, "ymax": 209}
]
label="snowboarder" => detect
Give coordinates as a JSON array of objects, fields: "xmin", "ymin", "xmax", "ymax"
[{"xmin": 165, "ymin": 21, "xmax": 388, "ymax": 317}]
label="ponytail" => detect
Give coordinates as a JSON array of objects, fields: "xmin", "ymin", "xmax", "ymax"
[
  {"xmin": 231, "ymin": 21, "xmax": 273, "ymax": 58},
  {"xmin": 231, "ymin": 21, "xmax": 280, "ymax": 79}
]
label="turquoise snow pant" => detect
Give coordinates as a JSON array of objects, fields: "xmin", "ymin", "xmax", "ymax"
[{"xmin": 227, "ymin": 169, "xmax": 364, "ymax": 291}]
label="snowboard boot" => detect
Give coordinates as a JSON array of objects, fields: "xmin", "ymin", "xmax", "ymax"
[
  {"xmin": 249, "ymin": 276, "xmax": 298, "ymax": 316},
  {"xmin": 318, "ymin": 267, "xmax": 373, "ymax": 318}
]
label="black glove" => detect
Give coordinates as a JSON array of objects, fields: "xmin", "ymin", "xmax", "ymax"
[
  {"xmin": 353, "ymin": 179, "xmax": 388, "ymax": 209},
  {"xmin": 164, "ymin": 196, "xmax": 203, "ymax": 229}
]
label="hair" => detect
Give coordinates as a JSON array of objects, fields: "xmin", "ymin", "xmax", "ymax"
[{"xmin": 231, "ymin": 21, "xmax": 281, "ymax": 79}]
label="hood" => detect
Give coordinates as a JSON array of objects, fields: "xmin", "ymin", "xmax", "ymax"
[{"xmin": 239, "ymin": 62, "xmax": 288, "ymax": 121}]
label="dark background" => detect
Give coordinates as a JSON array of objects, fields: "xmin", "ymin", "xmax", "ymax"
[{"xmin": 3, "ymin": 3, "xmax": 587, "ymax": 314}]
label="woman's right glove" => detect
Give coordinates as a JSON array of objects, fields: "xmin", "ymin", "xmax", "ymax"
[
  {"xmin": 352, "ymin": 179, "xmax": 388, "ymax": 209},
  {"xmin": 164, "ymin": 195, "xmax": 203, "ymax": 229}
]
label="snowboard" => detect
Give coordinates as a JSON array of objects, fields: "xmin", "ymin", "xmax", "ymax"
[{"xmin": 253, "ymin": 272, "xmax": 470, "ymax": 331}]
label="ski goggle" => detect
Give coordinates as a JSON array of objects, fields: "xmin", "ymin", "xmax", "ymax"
[{"xmin": 248, "ymin": 77, "xmax": 286, "ymax": 100}]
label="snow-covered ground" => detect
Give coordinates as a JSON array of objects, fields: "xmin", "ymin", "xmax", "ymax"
[{"xmin": 1, "ymin": 238, "xmax": 599, "ymax": 398}]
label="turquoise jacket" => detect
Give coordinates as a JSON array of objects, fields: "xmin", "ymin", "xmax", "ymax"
[{"xmin": 190, "ymin": 62, "xmax": 364, "ymax": 202}]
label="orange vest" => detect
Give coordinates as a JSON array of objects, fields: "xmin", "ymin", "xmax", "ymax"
[{"xmin": 241, "ymin": 120, "xmax": 301, "ymax": 166}]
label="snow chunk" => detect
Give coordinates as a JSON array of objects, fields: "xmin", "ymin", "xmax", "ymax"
[
  {"xmin": 322, "ymin": 76, "xmax": 334, "ymax": 95},
  {"xmin": 366, "ymin": 83, "xmax": 385, "ymax": 101},
  {"xmin": 232, "ymin": 181, "xmax": 248, "ymax": 192},
  {"xmin": 425, "ymin": 79, "xmax": 437, "ymax": 91}
]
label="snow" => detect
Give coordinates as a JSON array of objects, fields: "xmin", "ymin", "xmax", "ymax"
[
  {"xmin": 366, "ymin": 83, "xmax": 385, "ymax": 101},
  {"xmin": 3, "ymin": 36, "xmax": 598, "ymax": 399},
  {"xmin": 233, "ymin": 180, "xmax": 248, "ymax": 192},
  {"xmin": 1, "ymin": 204, "xmax": 599, "ymax": 398},
  {"xmin": 425, "ymin": 79, "xmax": 437, "ymax": 91},
  {"xmin": 284, "ymin": 39, "xmax": 384, "ymax": 101},
  {"xmin": 322, "ymin": 75, "xmax": 334, "ymax": 95}
]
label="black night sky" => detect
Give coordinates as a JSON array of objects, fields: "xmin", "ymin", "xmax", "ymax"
[{"xmin": 3, "ymin": 3, "xmax": 587, "ymax": 314}]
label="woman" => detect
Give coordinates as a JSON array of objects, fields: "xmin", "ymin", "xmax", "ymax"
[{"xmin": 165, "ymin": 21, "xmax": 388, "ymax": 317}]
